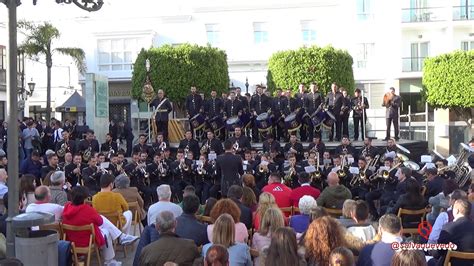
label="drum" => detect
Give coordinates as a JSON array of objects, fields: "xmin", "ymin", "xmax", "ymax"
[
  {"xmin": 310, "ymin": 109, "xmax": 326, "ymax": 127},
  {"xmin": 226, "ymin": 116, "xmax": 241, "ymax": 132},
  {"xmin": 256, "ymin": 113, "xmax": 272, "ymax": 132},
  {"xmin": 208, "ymin": 116, "xmax": 225, "ymax": 131},
  {"xmin": 239, "ymin": 113, "xmax": 252, "ymax": 128},
  {"xmin": 284, "ymin": 111, "xmax": 302, "ymax": 132},
  {"xmin": 322, "ymin": 110, "xmax": 336, "ymax": 129},
  {"xmin": 190, "ymin": 113, "xmax": 206, "ymax": 130}
]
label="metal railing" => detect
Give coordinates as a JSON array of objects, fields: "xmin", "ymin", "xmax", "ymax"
[
  {"xmin": 399, "ymin": 103, "xmax": 429, "ymax": 141},
  {"xmin": 401, "ymin": 7, "xmax": 446, "ymax": 22},
  {"xmin": 453, "ymin": 5, "xmax": 474, "ymax": 20},
  {"xmin": 402, "ymin": 57, "xmax": 426, "ymax": 72}
]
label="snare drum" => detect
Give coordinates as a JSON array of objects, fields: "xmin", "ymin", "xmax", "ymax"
[
  {"xmin": 239, "ymin": 113, "xmax": 252, "ymax": 128},
  {"xmin": 226, "ymin": 116, "xmax": 241, "ymax": 132},
  {"xmin": 190, "ymin": 113, "xmax": 206, "ymax": 130},
  {"xmin": 310, "ymin": 109, "xmax": 326, "ymax": 127},
  {"xmin": 284, "ymin": 111, "xmax": 302, "ymax": 132},
  {"xmin": 256, "ymin": 113, "xmax": 272, "ymax": 132},
  {"xmin": 208, "ymin": 116, "xmax": 225, "ymax": 131},
  {"xmin": 322, "ymin": 110, "xmax": 336, "ymax": 129}
]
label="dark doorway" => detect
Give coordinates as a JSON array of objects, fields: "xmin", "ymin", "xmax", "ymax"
[{"xmin": 109, "ymin": 103, "xmax": 130, "ymax": 124}]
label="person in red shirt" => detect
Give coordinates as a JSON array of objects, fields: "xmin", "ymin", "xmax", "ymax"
[
  {"xmin": 262, "ymin": 172, "xmax": 292, "ymax": 210},
  {"xmin": 290, "ymin": 173, "xmax": 321, "ymax": 207}
]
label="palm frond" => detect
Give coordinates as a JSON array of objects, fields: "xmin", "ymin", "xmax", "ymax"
[{"xmin": 54, "ymin": 47, "xmax": 87, "ymax": 74}]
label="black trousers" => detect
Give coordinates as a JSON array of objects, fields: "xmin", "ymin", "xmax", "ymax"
[
  {"xmin": 341, "ymin": 114, "xmax": 349, "ymax": 138},
  {"xmin": 353, "ymin": 116, "xmax": 366, "ymax": 140},
  {"xmin": 155, "ymin": 120, "xmax": 169, "ymax": 141},
  {"xmin": 386, "ymin": 117, "xmax": 399, "ymax": 139},
  {"xmin": 330, "ymin": 114, "xmax": 342, "ymax": 141}
]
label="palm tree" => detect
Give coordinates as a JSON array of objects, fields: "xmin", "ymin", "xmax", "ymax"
[{"xmin": 19, "ymin": 21, "xmax": 86, "ymax": 124}]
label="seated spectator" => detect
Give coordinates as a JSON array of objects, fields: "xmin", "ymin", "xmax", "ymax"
[
  {"xmin": 228, "ymin": 185, "xmax": 253, "ymax": 229},
  {"xmin": 241, "ymin": 186, "xmax": 257, "ymax": 212},
  {"xmin": 203, "ymin": 197, "xmax": 217, "ymax": 217},
  {"xmin": 133, "ymin": 224, "xmax": 160, "ymax": 266},
  {"xmin": 208, "ymin": 199, "xmax": 248, "ymax": 243},
  {"xmin": 48, "ymin": 171, "xmax": 69, "ymax": 206},
  {"xmin": 263, "ymin": 227, "xmax": 305, "ymax": 266},
  {"xmin": 20, "ymin": 174, "xmax": 36, "ymax": 210},
  {"xmin": 316, "ymin": 172, "xmax": 352, "ymax": 209},
  {"xmin": 330, "ymin": 247, "xmax": 355, "ymax": 266},
  {"xmin": 388, "ymin": 178, "xmax": 427, "ymax": 228},
  {"xmin": 391, "ymin": 250, "xmax": 426, "ymax": 266},
  {"xmin": 423, "ymin": 167, "xmax": 444, "ymax": 200},
  {"xmin": 92, "ymin": 173, "xmax": 132, "ymax": 234},
  {"xmin": 338, "ymin": 199, "xmax": 357, "ymax": 228},
  {"xmin": 357, "ymin": 214, "xmax": 402, "ymax": 266},
  {"xmin": 290, "ymin": 172, "xmax": 321, "ymax": 207},
  {"xmin": 113, "ymin": 174, "xmax": 146, "ymax": 222},
  {"xmin": 176, "ymin": 195, "xmax": 209, "ymax": 246},
  {"xmin": 305, "ymin": 216, "xmax": 347, "ymax": 265},
  {"xmin": 468, "ymin": 183, "xmax": 474, "ymax": 203},
  {"xmin": 427, "ymin": 179, "xmax": 458, "ymax": 225},
  {"xmin": 242, "ymin": 173, "xmax": 260, "ymax": 198},
  {"xmin": 251, "ymin": 207, "xmax": 285, "ymax": 265},
  {"xmin": 139, "ymin": 211, "xmax": 200, "ymax": 266},
  {"xmin": 253, "ymin": 192, "xmax": 279, "ymax": 231},
  {"xmin": 262, "ymin": 172, "xmax": 292, "ymax": 210},
  {"xmin": 347, "ymin": 201, "xmax": 376, "ymax": 242},
  {"xmin": 431, "ymin": 199, "xmax": 474, "ymax": 266},
  {"xmin": 177, "ymin": 185, "xmax": 204, "ymax": 215},
  {"xmin": 148, "ymin": 184, "xmax": 183, "ymax": 225},
  {"xmin": 0, "ymin": 169, "xmax": 7, "ymax": 199},
  {"xmin": 202, "ymin": 214, "xmax": 252, "ymax": 266},
  {"xmin": 290, "ymin": 195, "xmax": 317, "ymax": 233},
  {"xmin": 25, "ymin": 186, "xmax": 63, "ymax": 222},
  {"xmin": 62, "ymin": 186, "xmax": 138, "ymax": 265},
  {"xmin": 297, "ymin": 206, "xmax": 329, "ymax": 243},
  {"xmin": 204, "ymin": 244, "xmax": 229, "ymax": 266},
  {"xmin": 20, "ymin": 150, "xmax": 42, "ymax": 179}
]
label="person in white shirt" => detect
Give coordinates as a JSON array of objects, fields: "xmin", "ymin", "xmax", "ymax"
[
  {"xmin": 53, "ymin": 121, "xmax": 64, "ymax": 144},
  {"xmin": 147, "ymin": 184, "xmax": 182, "ymax": 225},
  {"xmin": 25, "ymin": 186, "xmax": 64, "ymax": 222},
  {"xmin": 0, "ymin": 169, "xmax": 8, "ymax": 199},
  {"xmin": 21, "ymin": 121, "xmax": 40, "ymax": 159},
  {"xmin": 346, "ymin": 200, "xmax": 376, "ymax": 242}
]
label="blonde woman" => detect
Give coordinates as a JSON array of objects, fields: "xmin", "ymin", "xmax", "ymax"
[
  {"xmin": 253, "ymin": 192, "xmax": 279, "ymax": 230},
  {"xmin": 202, "ymin": 214, "xmax": 252, "ymax": 266},
  {"xmin": 251, "ymin": 208, "xmax": 285, "ymax": 266}
]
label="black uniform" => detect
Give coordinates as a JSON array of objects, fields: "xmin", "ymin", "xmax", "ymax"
[
  {"xmin": 250, "ymin": 93, "xmax": 272, "ymax": 141},
  {"xmin": 383, "ymin": 94, "xmax": 401, "ymax": 140},
  {"xmin": 340, "ymin": 95, "xmax": 351, "ymax": 138},
  {"xmin": 283, "ymin": 142, "xmax": 304, "ymax": 161},
  {"xmin": 132, "ymin": 143, "xmax": 151, "ymax": 155},
  {"xmin": 351, "ymin": 96, "xmax": 369, "ymax": 140},
  {"xmin": 200, "ymin": 138, "xmax": 224, "ymax": 155},
  {"xmin": 262, "ymin": 139, "xmax": 281, "ymax": 154},
  {"xmin": 335, "ymin": 144, "xmax": 356, "ymax": 157},
  {"xmin": 204, "ymin": 97, "xmax": 224, "ymax": 119},
  {"xmin": 305, "ymin": 91, "xmax": 324, "ymax": 140},
  {"xmin": 228, "ymin": 135, "xmax": 252, "ymax": 157},
  {"xmin": 78, "ymin": 139, "xmax": 100, "ymax": 162},
  {"xmin": 55, "ymin": 139, "xmax": 76, "ymax": 161},
  {"xmin": 178, "ymin": 138, "xmax": 200, "ymax": 160},
  {"xmin": 272, "ymin": 95, "xmax": 289, "ymax": 140},
  {"xmin": 325, "ymin": 91, "xmax": 344, "ymax": 141},
  {"xmin": 150, "ymin": 97, "xmax": 173, "ymax": 141},
  {"xmin": 185, "ymin": 93, "xmax": 203, "ymax": 118},
  {"xmin": 64, "ymin": 163, "xmax": 85, "ymax": 186},
  {"xmin": 81, "ymin": 166, "xmax": 101, "ymax": 195},
  {"xmin": 170, "ymin": 158, "xmax": 194, "ymax": 200},
  {"xmin": 216, "ymin": 152, "xmax": 244, "ymax": 196},
  {"xmin": 224, "ymin": 99, "xmax": 243, "ymax": 119},
  {"xmin": 100, "ymin": 141, "xmax": 118, "ymax": 155}
]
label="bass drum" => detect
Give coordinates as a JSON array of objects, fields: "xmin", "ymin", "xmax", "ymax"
[
  {"xmin": 190, "ymin": 113, "xmax": 206, "ymax": 130},
  {"xmin": 310, "ymin": 109, "xmax": 326, "ymax": 128},
  {"xmin": 256, "ymin": 113, "xmax": 272, "ymax": 132},
  {"xmin": 239, "ymin": 113, "xmax": 252, "ymax": 128},
  {"xmin": 284, "ymin": 111, "xmax": 302, "ymax": 132},
  {"xmin": 322, "ymin": 110, "xmax": 336, "ymax": 129},
  {"xmin": 226, "ymin": 116, "xmax": 241, "ymax": 132},
  {"xmin": 208, "ymin": 116, "xmax": 225, "ymax": 131}
]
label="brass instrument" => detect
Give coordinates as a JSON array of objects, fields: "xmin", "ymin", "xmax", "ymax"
[
  {"xmin": 313, "ymin": 152, "xmax": 322, "ymax": 180},
  {"xmin": 57, "ymin": 143, "xmax": 67, "ymax": 158},
  {"xmin": 138, "ymin": 163, "xmax": 150, "ymax": 185},
  {"xmin": 184, "ymin": 144, "xmax": 190, "ymax": 156},
  {"xmin": 259, "ymin": 163, "xmax": 268, "ymax": 173},
  {"xmin": 197, "ymin": 162, "xmax": 206, "ymax": 175},
  {"xmin": 200, "ymin": 140, "xmax": 210, "ymax": 154},
  {"xmin": 159, "ymin": 141, "xmax": 167, "ymax": 151},
  {"xmin": 179, "ymin": 159, "xmax": 190, "ymax": 172},
  {"xmin": 82, "ymin": 146, "xmax": 92, "ymax": 162},
  {"xmin": 381, "ymin": 162, "xmax": 402, "ymax": 180},
  {"xmin": 233, "ymin": 141, "xmax": 239, "ymax": 153},
  {"xmin": 107, "ymin": 147, "xmax": 115, "ymax": 160},
  {"xmin": 157, "ymin": 160, "xmax": 168, "ymax": 177},
  {"xmin": 452, "ymin": 143, "xmax": 473, "ymax": 187},
  {"xmin": 284, "ymin": 166, "xmax": 296, "ymax": 184},
  {"xmin": 337, "ymin": 155, "xmax": 348, "ymax": 178},
  {"xmin": 350, "ymin": 158, "xmax": 371, "ymax": 187}
]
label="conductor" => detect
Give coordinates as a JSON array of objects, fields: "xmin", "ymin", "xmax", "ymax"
[{"xmin": 216, "ymin": 140, "xmax": 244, "ymax": 197}]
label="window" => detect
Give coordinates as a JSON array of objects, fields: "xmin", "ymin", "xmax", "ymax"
[
  {"xmin": 461, "ymin": 41, "xmax": 474, "ymax": 50},
  {"xmin": 253, "ymin": 22, "xmax": 269, "ymax": 44},
  {"xmin": 0, "ymin": 46, "xmax": 5, "ymax": 70},
  {"xmin": 355, "ymin": 43, "xmax": 374, "ymax": 68},
  {"xmin": 301, "ymin": 21, "xmax": 316, "ymax": 43},
  {"xmin": 356, "ymin": 0, "xmax": 373, "ymax": 20},
  {"xmin": 97, "ymin": 38, "xmax": 138, "ymax": 71},
  {"xmin": 206, "ymin": 24, "xmax": 220, "ymax": 46}
]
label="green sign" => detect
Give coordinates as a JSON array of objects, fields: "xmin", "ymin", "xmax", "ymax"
[{"xmin": 95, "ymin": 77, "xmax": 109, "ymax": 117}]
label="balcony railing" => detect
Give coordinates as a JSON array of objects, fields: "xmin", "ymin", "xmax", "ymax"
[
  {"xmin": 453, "ymin": 5, "xmax": 474, "ymax": 20},
  {"xmin": 402, "ymin": 57, "xmax": 426, "ymax": 72},
  {"xmin": 401, "ymin": 7, "xmax": 445, "ymax": 22}
]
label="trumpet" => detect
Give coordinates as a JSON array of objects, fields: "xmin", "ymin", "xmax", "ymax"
[
  {"xmin": 201, "ymin": 141, "xmax": 210, "ymax": 154},
  {"xmin": 337, "ymin": 155, "xmax": 348, "ymax": 179},
  {"xmin": 259, "ymin": 163, "xmax": 268, "ymax": 173},
  {"xmin": 197, "ymin": 163, "xmax": 207, "ymax": 175},
  {"xmin": 57, "ymin": 143, "xmax": 67, "ymax": 158},
  {"xmin": 313, "ymin": 152, "xmax": 322, "ymax": 180},
  {"xmin": 284, "ymin": 166, "xmax": 296, "ymax": 184},
  {"xmin": 158, "ymin": 161, "xmax": 168, "ymax": 177},
  {"xmin": 107, "ymin": 148, "xmax": 115, "ymax": 160},
  {"xmin": 159, "ymin": 141, "xmax": 167, "ymax": 151},
  {"xmin": 233, "ymin": 141, "xmax": 239, "ymax": 153},
  {"xmin": 83, "ymin": 147, "xmax": 92, "ymax": 162},
  {"xmin": 179, "ymin": 159, "xmax": 190, "ymax": 172}
]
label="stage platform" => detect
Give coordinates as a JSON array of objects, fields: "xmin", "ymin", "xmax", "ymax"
[{"xmin": 169, "ymin": 139, "xmax": 428, "ymax": 162}]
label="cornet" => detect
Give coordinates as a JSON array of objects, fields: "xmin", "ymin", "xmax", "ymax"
[
  {"xmin": 233, "ymin": 141, "xmax": 239, "ymax": 152},
  {"xmin": 179, "ymin": 159, "xmax": 190, "ymax": 172},
  {"xmin": 201, "ymin": 141, "xmax": 210, "ymax": 154},
  {"xmin": 197, "ymin": 163, "xmax": 207, "ymax": 175},
  {"xmin": 159, "ymin": 141, "xmax": 167, "ymax": 151}
]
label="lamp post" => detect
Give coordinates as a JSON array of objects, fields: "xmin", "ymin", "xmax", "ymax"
[
  {"xmin": 245, "ymin": 77, "xmax": 249, "ymax": 94},
  {"xmin": 0, "ymin": 0, "xmax": 103, "ymax": 257}
]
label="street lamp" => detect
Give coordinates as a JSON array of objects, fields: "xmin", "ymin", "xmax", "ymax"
[
  {"xmin": 245, "ymin": 77, "xmax": 249, "ymax": 94},
  {"xmin": 27, "ymin": 78, "xmax": 36, "ymax": 95}
]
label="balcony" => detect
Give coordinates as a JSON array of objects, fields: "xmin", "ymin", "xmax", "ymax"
[
  {"xmin": 453, "ymin": 5, "xmax": 474, "ymax": 21},
  {"xmin": 401, "ymin": 7, "xmax": 445, "ymax": 23},
  {"xmin": 402, "ymin": 57, "xmax": 426, "ymax": 72},
  {"xmin": 0, "ymin": 69, "xmax": 5, "ymax": 91}
]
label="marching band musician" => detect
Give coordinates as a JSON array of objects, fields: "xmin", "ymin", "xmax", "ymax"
[
  {"xmin": 351, "ymin": 88, "xmax": 369, "ymax": 141},
  {"xmin": 58, "ymin": 152, "xmax": 73, "ymax": 169},
  {"xmin": 78, "ymin": 130, "xmax": 100, "ymax": 163},
  {"xmin": 100, "ymin": 133, "xmax": 118, "ymax": 160},
  {"xmin": 81, "ymin": 155, "xmax": 102, "ymax": 195},
  {"xmin": 350, "ymin": 158, "xmax": 373, "ymax": 200},
  {"xmin": 185, "ymin": 86, "xmax": 203, "ymax": 132},
  {"xmin": 204, "ymin": 89, "xmax": 224, "ymax": 120},
  {"xmin": 235, "ymin": 87, "xmax": 249, "ymax": 112},
  {"xmin": 294, "ymin": 84, "xmax": 308, "ymax": 141},
  {"xmin": 133, "ymin": 134, "xmax": 151, "ymax": 155},
  {"xmin": 307, "ymin": 134, "xmax": 326, "ymax": 160},
  {"xmin": 228, "ymin": 126, "xmax": 251, "ymax": 157},
  {"xmin": 117, "ymin": 120, "xmax": 134, "ymax": 157},
  {"xmin": 272, "ymin": 89, "xmax": 289, "ymax": 141},
  {"xmin": 194, "ymin": 154, "xmax": 215, "ymax": 203},
  {"xmin": 178, "ymin": 130, "xmax": 200, "ymax": 160},
  {"xmin": 224, "ymin": 91, "xmax": 243, "ymax": 120},
  {"xmin": 254, "ymin": 153, "xmax": 277, "ymax": 189},
  {"xmin": 283, "ymin": 134, "xmax": 304, "ymax": 161},
  {"xmin": 340, "ymin": 89, "xmax": 351, "ymax": 138},
  {"xmin": 385, "ymin": 138, "xmax": 398, "ymax": 154},
  {"xmin": 359, "ymin": 138, "xmax": 379, "ymax": 160},
  {"xmin": 335, "ymin": 136, "xmax": 356, "ymax": 157},
  {"xmin": 434, "ymin": 159, "xmax": 455, "ymax": 179},
  {"xmin": 124, "ymin": 151, "xmax": 155, "ymax": 205},
  {"xmin": 304, "ymin": 82, "xmax": 323, "ymax": 140},
  {"xmin": 151, "ymin": 132, "xmax": 169, "ymax": 156},
  {"xmin": 243, "ymin": 150, "xmax": 257, "ymax": 174},
  {"xmin": 146, "ymin": 152, "xmax": 168, "ymax": 193},
  {"xmin": 262, "ymin": 133, "xmax": 281, "ymax": 155},
  {"xmin": 124, "ymin": 152, "xmax": 144, "ymax": 187},
  {"xmin": 215, "ymin": 140, "xmax": 244, "ymax": 197},
  {"xmin": 200, "ymin": 131, "xmax": 224, "ymax": 156},
  {"xmin": 382, "ymin": 87, "xmax": 401, "ymax": 141},
  {"xmin": 170, "ymin": 149, "xmax": 194, "ymax": 200},
  {"xmin": 325, "ymin": 83, "xmax": 344, "ymax": 142},
  {"xmin": 150, "ymin": 89, "xmax": 173, "ymax": 141},
  {"xmin": 282, "ymin": 154, "xmax": 303, "ymax": 188},
  {"xmin": 250, "ymin": 85, "xmax": 272, "ymax": 142},
  {"xmin": 41, "ymin": 153, "xmax": 61, "ymax": 182},
  {"xmin": 55, "ymin": 130, "xmax": 76, "ymax": 162},
  {"xmin": 322, "ymin": 151, "xmax": 333, "ymax": 173},
  {"xmin": 285, "ymin": 90, "xmax": 298, "ymax": 113},
  {"xmin": 305, "ymin": 157, "xmax": 324, "ymax": 190},
  {"xmin": 107, "ymin": 153, "xmax": 123, "ymax": 177},
  {"xmin": 64, "ymin": 153, "xmax": 85, "ymax": 187}
]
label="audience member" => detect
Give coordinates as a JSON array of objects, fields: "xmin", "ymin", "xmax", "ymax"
[
  {"xmin": 242, "ymin": 174, "xmax": 260, "ymax": 198},
  {"xmin": 203, "ymin": 197, "xmax": 218, "ymax": 217},
  {"xmin": 208, "ymin": 199, "xmax": 248, "ymax": 243},
  {"xmin": 423, "ymin": 167, "xmax": 444, "ymax": 200},
  {"xmin": 241, "ymin": 186, "xmax": 257, "ymax": 212},
  {"xmin": 254, "ymin": 192, "xmax": 279, "ymax": 230},
  {"xmin": 0, "ymin": 169, "xmax": 7, "ymax": 199},
  {"xmin": 290, "ymin": 195, "xmax": 317, "ymax": 233},
  {"xmin": 347, "ymin": 201, "xmax": 376, "ymax": 242},
  {"xmin": 390, "ymin": 250, "xmax": 426, "ymax": 266},
  {"xmin": 25, "ymin": 186, "xmax": 63, "ymax": 222},
  {"xmin": 262, "ymin": 172, "xmax": 292, "ymax": 210},
  {"xmin": 388, "ymin": 178, "xmax": 427, "ymax": 228},
  {"xmin": 317, "ymin": 172, "xmax": 352, "ymax": 209},
  {"xmin": 19, "ymin": 174, "xmax": 36, "ymax": 210},
  {"xmin": 147, "ymin": 184, "xmax": 183, "ymax": 225},
  {"xmin": 176, "ymin": 195, "xmax": 209, "ymax": 246},
  {"xmin": 113, "ymin": 174, "xmax": 146, "ymax": 222},
  {"xmin": 468, "ymin": 183, "xmax": 474, "ymax": 202},
  {"xmin": 139, "ymin": 211, "xmax": 200, "ymax": 266},
  {"xmin": 204, "ymin": 244, "xmax": 229, "ymax": 266},
  {"xmin": 48, "ymin": 171, "xmax": 69, "ymax": 206},
  {"xmin": 330, "ymin": 246, "xmax": 355, "ymax": 266},
  {"xmin": 19, "ymin": 150, "xmax": 42, "ymax": 179},
  {"xmin": 178, "ymin": 186, "xmax": 205, "ymax": 215},
  {"xmin": 252, "ymin": 207, "xmax": 285, "ymax": 265},
  {"xmin": 92, "ymin": 173, "xmax": 132, "ymax": 234},
  {"xmin": 290, "ymin": 173, "xmax": 321, "ymax": 207},
  {"xmin": 227, "ymin": 185, "xmax": 253, "ymax": 229},
  {"xmin": 202, "ymin": 214, "xmax": 252, "ymax": 266},
  {"xmin": 133, "ymin": 224, "xmax": 160, "ymax": 266},
  {"xmin": 263, "ymin": 227, "xmax": 305, "ymax": 266},
  {"xmin": 338, "ymin": 199, "xmax": 357, "ymax": 228},
  {"xmin": 427, "ymin": 179, "xmax": 458, "ymax": 225}
]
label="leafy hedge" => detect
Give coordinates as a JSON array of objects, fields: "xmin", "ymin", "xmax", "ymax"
[
  {"xmin": 131, "ymin": 44, "xmax": 229, "ymax": 104},
  {"xmin": 422, "ymin": 50, "xmax": 474, "ymax": 108},
  {"xmin": 267, "ymin": 46, "xmax": 355, "ymax": 95}
]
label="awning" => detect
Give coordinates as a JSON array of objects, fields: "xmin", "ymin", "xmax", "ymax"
[{"xmin": 55, "ymin": 91, "xmax": 86, "ymax": 112}]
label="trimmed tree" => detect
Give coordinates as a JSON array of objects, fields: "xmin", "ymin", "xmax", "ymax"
[
  {"xmin": 267, "ymin": 45, "xmax": 355, "ymax": 95},
  {"xmin": 131, "ymin": 44, "xmax": 229, "ymax": 108},
  {"xmin": 422, "ymin": 50, "xmax": 474, "ymax": 129}
]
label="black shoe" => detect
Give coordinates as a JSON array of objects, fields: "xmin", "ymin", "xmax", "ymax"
[{"xmin": 383, "ymin": 138, "xmax": 390, "ymax": 141}]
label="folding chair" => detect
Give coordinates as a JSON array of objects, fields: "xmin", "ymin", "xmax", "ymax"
[{"xmin": 61, "ymin": 223, "xmax": 102, "ymax": 266}]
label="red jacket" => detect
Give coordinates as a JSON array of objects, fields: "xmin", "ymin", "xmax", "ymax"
[
  {"xmin": 290, "ymin": 184, "xmax": 321, "ymax": 207},
  {"xmin": 62, "ymin": 202, "xmax": 105, "ymax": 247},
  {"xmin": 262, "ymin": 183, "xmax": 292, "ymax": 209}
]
